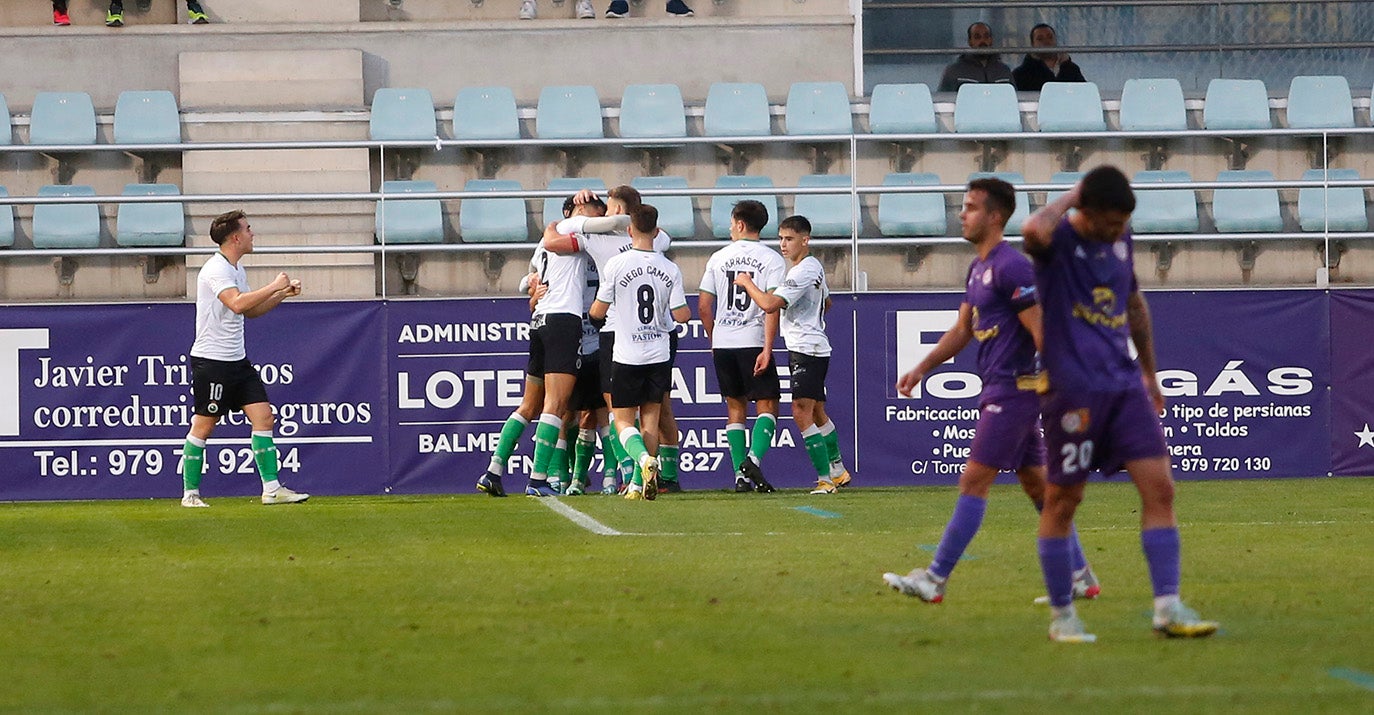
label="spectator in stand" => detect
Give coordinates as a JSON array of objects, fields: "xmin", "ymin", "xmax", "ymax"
[
  {"xmin": 938, "ymin": 22, "xmax": 1014, "ymax": 92},
  {"xmin": 519, "ymin": 0, "xmax": 693, "ymax": 19},
  {"xmin": 52, "ymin": 0, "xmax": 70, "ymax": 25},
  {"xmin": 1013, "ymin": 24, "xmax": 1087, "ymax": 92},
  {"xmin": 103, "ymin": 0, "xmax": 209, "ymax": 27}
]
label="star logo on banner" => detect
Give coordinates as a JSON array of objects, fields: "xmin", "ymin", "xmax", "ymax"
[{"xmin": 1357, "ymin": 424, "xmax": 1374, "ymax": 449}]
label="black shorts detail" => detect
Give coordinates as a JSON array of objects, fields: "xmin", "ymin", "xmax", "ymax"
[
  {"xmin": 570, "ymin": 354, "xmax": 605, "ymax": 412},
  {"xmin": 611, "ymin": 361, "xmax": 672, "ymax": 408},
  {"xmin": 528, "ymin": 313, "xmax": 584, "ymax": 376},
  {"xmin": 598, "ymin": 331, "xmax": 616, "ymax": 394},
  {"xmin": 788, "ymin": 351, "xmax": 829, "ymax": 402},
  {"xmin": 191, "ymin": 357, "xmax": 269, "ymax": 417},
  {"xmin": 712, "ymin": 347, "xmax": 782, "ymax": 401}
]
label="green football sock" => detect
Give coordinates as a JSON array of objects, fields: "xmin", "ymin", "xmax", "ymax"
[
  {"xmin": 489, "ymin": 413, "xmax": 530, "ymax": 476},
  {"xmin": 251, "ymin": 431, "xmax": 278, "ymax": 483},
  {"xmin": 659, "ymin": 444, "xmax": 679, "ymax": 483},
  {"xmin": 802, "ymin": 427, "xmax": 831, "ymax": 479},
  {"xmin": 818, "ymin": 419, "xmax": 844, "ymax": 468},
  {"xmin": 181, "ymin": 436, "xmax": 206, "ymax": 491},
  {"xmin": 599, "ymin": 426, "xmax": 616, "ymax": 483},
  {"xmin": 530, "ymin": 414, "xmax": 563, "ymax": 480},
  {"xmin": 725, "ymin": 423, "xmax": 747, "ymax": 472},
  {"xmin": 618, "ymin": 427, "xmax": 649, "ymax": 485},
  {"xmin": 573, "ymin": 428, "xmax": 596, "ymax": 485},
  {"xmin": 547, "ymin": 438, "xmax": 568, "ymax": 484},
  {"xmin": 749, "ymin": 414, "xmax": 777, "ymax": 464}
]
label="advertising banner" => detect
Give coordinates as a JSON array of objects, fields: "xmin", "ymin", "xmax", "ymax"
[{"xmin": 1331, "ymin": 290, "xmax": 1374, "ymax": 476}]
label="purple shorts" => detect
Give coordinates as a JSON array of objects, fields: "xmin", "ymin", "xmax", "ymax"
[
  {"xmin": 1041, "ymin": 385, "xmax": 1168, "ymax": 485},
  {"xmin": 970, "ymin": 389, "xmax": 1047, "ymax": 472}
]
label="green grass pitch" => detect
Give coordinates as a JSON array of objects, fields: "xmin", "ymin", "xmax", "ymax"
[{"xmin": 3, "ymin": 478, "xmax": 1372, "ymax": 713}]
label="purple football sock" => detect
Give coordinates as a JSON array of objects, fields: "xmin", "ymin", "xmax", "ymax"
[
  {"xmin": 1141, "ymin": 526, "xmax": 1181, "ymax": 598},
  {"xmin": 1038, "ymin": 536, "xmax": 1075, "ymax": 608},
  {"xmin": 929, "ymin": 494, "xmax": 986, "ymax": 579},
  {"xmin": 1069, "ymin": 524, "xmax": 1089, "ymax": 573}
]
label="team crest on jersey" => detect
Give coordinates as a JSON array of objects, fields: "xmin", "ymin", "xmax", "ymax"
[
  {"xmin": 984, "ymin": 403, "xmax": 1003, "ymax": 414},
  {"xmin": 1113, "ymin": 241, "xmax": 1128, "ymax": 261},
  {"xmin": 1061, "ymin": 408, "xmax": 1090, "ymax": 434},
  {"xmin": 982, "ymin": 268, "xmax": 993, "ymax": 285},
  {"xmin": 1074, "ymin": 246, "xmax": 1088, "ymax": 260}
]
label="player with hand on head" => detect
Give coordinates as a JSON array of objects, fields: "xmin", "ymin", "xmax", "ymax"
[
  {"xmin": 1022, "ymin": 165, "xmax": 1218, "ymax": 643},
  {"xmin": 180, "ymin": 210, "xmax": 308, "ymax": 508},
  {"xmin": 882, "ymin": 179, "xmax": 1096, "ymax": 604},
  {"xmin": 732, "ymin": 215, "xmax": 851, "ymax": 494}
]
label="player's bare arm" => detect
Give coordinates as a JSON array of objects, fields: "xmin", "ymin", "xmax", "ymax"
[
  {"xmin": 221, "ymin": 271, "xmax": 292, "ymax": 317},
  {"xmin": 589, "ymin": 298, "xmax": 609, "ymax": 322},
  {"xmin": 1127, "ymin": 289, "xmax": 1165, "ymax": 411},
  {"xmin": 896, "ymin": 302, "xmax": 975, "ymax": 396},
  {"xmin": 671, "ymin": 305, "xmax": 691, "ymax": 324},
  {"xmin": 1023, "ymin": 183, "xmax": 1081, "ymax": 254},
  {"xmin": 756, "ymin": 311, "xmax": 780, "ymax": 376},
  {"xmin": 697, "ymin": 291, "xmax": 716, "ymax": 340},
  {"xmin": 733, "ymin": 272, "xmax": 784, "ymax": 314},
  {"xmin": 1016, "ymin": 303, "xmax": 1045, "ymax": 353}
]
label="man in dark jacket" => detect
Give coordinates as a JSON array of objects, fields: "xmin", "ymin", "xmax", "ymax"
[
  {"xmin": 1013, "ymin": 24, "xmax": 1087, "ymax": 92},
  {"xmin": 938, "ymin": 22, "xmax": 1014, "ymax": 92}
]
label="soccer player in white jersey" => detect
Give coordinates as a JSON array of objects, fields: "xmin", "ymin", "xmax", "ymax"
[
  {"xmin": 732, "ymin": 215, "xmax": 852, "ymax": 494},
  {"xmin": 698, "ymin": 199, "xmax": 788, "ymax": 493},
  {"xmin": 588, "ymin": 205, "xmax": 691, "ymax": 500},
  {"xmin": 179, "ymin": 210, "xmax": 308, "ymax": 507}
]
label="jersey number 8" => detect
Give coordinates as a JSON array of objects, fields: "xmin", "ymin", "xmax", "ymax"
[{"xmin": 636, "ymin": 284, "xmax": 656, "ymax": 324}]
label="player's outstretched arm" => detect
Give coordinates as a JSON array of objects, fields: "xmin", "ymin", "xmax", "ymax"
[
  {"xmin": 1127, "ymin": 289, "xmax": 1165, "ymax": 411},
  {"xmin": 734, "ymin": 273, "xmax": 784, "ymax": 313},
  {"xmin": 541, "ymin": 222, "xmax": 579, "ymax": 254},
  {"xmin": 896, "ymin": 303, "xmax": 974, "ymax": 396},
  {"xmin": 1022, "ymin": 183, "xmax": 1080, "ymax": 255}
]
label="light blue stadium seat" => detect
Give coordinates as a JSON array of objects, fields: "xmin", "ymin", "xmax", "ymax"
[
  {"xmin": 968, "ymin": 172, "xmax": 1029, "ymax": 234},
  {"xmin": 785, "ymin": 82, "xmax": 852, "ymax": 135},
  {"xmin": 878, "ymin": 173, "xmax": 945, "ymax": 237},
  {"xmin": 620, "ymin": 84, "xmax": 686, "ymax": 139},
  {"xmin": 541, "ymin": 177, "xmax": 607, "ymax": 228},
  {"xmin": 376, "ymin": 180, "xmax": 444, "ymax": 244},
  {"xmin": 704, "ymin": 82, "xmax": 771, "ymax": 137},
  {"xmin": 460, "ymin": 179, "xmax": 528, "ymax": 243},
  {"xmin": 868, "ymin": 84, "xmax": 938, "ymax": 134},
  {"xmin": 116, "ymin": 184, "xmax": 183, "ymax": 247},
  {"xmin": 1203, "ymin": 79, "xmax": 1271, "ymax": 130},
  {"xmin": 536, "ymin": 86, "xmax": 603, "ymax": 139},
  {"xmin": 33, "ymin": 185, "xmax": 99, "ymax": 248},
  {"xmin": 1298, "ymin": 168, "xmax": 1367, "ymax": 232},
  {"xmin": 453, "ymin": 86, "xmax": 520, "ymax": 140},
  {"xmin": 0, "ymin": 187, "xmax": 13, "ymax": 247},
  {"xmin": 954, "ymin": 84, "xmax": 1020, "ymax": 133},
  {"xmin": 369, "ymin": 88, "xmax": 436, "ymax": 141},
  {"xmin": 0, "ymin": 93, "xmax": 12, "ymax": 145},
  {"xmin": 1286, "ymin": 75, "xmax": 1354, "ymax": 129},
  {"xmin": 1036, "ymin": 82, "xmax": 1105, "ymax": 132},
  {"xmin": 30, "ymin": 92, "xmax": 96, "ymax": 145},
  {"xmin": 1120, "ymin": 79, "xmax": 1186, "ymax": 131},
  {"xmin": 793, "ymin": 175, "xmax": 859, "ymax": 237},
  {"xmin": 113, "ymin": 91, "xmax": 180, "ymax": 145},
  {"xmin": 1131, "ymin": 171, "xmax": 1199, "ymax": 233},
  {"xmin": 1046, "ymin": 171, "xmax": 1084, "ymax": 205},
  {"xmin": 631, "ymin": 176, "xmax": 696, "ymax": 239},
  {"xmin": 1212, "ymin": 170, "xmax": 1283, "ymax": 232},
  {"xmin": 711, "ymin": 176, "xmax": 779, "ymax": 239}
]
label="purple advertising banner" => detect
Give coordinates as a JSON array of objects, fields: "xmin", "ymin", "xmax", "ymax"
[
  {"xmin": 1331, "ymin": 290, "xmax": 1374, "ymax": 476},
  {"xmin": 0, "ymin": 302, "xmax": 388, "ymax": 501}
]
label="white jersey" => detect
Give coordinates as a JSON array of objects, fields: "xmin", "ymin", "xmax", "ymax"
[
  {"xmin": 698, "ymin": 239, "xmax": 787, "ymax": 349},
  {"xmin": 557, "ymin": 215, "xmax": 671, "ymax": 333},
  {"xmin": 190, "ymin": 252, "xmax": 249, "ymax": 361},
  {"xmin": 774, "ymin": 255, "xmax": 832, "ymax": 357},
  {"xmin": 527, "ymin": 245, "xmax": 599, "ymax": 354},
  {"xmin": 596, "ymin": 248, "xmax": 687, "ymax": 366}
]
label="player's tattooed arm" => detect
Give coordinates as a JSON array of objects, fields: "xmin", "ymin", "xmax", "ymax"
[
  {"xmin": 896, "ymin": 302, "xmax": 975, "ymax": 396},
  {"xmin": 1022, "ymin": 182, "xmax": 1081, "ymax": 255},
  {"xmin": 1127, "ymin": 289, "xmax": 1165, "ymax": 410}
]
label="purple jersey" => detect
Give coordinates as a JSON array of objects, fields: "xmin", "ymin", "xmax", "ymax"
[
  {"xmin": 1030, "ymin": 217, "xmax": 1140, "ymax": 392},
  {"xmin": 964, "ymin": 241, "xmax": 1040, "ymax": 401}
]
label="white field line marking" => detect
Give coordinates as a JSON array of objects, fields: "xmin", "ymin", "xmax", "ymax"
[
  {"xmin": 537, "ymin": 498, "xmax": 624, "ymax": 536},
  {"xmin": 1078, "ymin": 520, "xmax": 1350, "ymax": 532}
]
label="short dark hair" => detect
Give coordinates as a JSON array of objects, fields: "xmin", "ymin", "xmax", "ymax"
[
  {"xmin": 608, "ymin": 185, "xmax": 642, "ymax": 212},
  {"xmin": 1029, "ymin": 23, "xmax": 1055, "ymax": 42},
  {"xmin": 731, "ymin": 200, "xmax": 769, "ymax": 234},
  {"xmin": 967, "ymin": 177, "xmax": 1017, "ymax": 225},
  {"xmin": 778, "ymin": 215, "xmax": 812, "ymax": 236},
  {"xmin": 967, "ymin": 22, "xmax": 990, "ymax": 41},
  {"xmin": 210, "ymin": 210, "xmax": 246, "ymax": 245},
  {"xmin": 1080, "ymin": 165, "xmax": 1137, "ymax": 214},
  {"xmin": 630, "ymin": 204, "xmax": 658, "ymax": 235},
  {"xmin": 562, "ymin": 194, "xmax": 606, "ymax": 218}
]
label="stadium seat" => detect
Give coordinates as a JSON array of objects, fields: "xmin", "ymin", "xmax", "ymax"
[
  {"xmin": 536, "ymin": 85, "xmax": 604, "ymax": 139},
  {"xmin": 0, "ymin": 187, "xmax": 13, "ymax": 247},
  {"xmin": 868, "ymin": 84, "xmax": 938, "ymax": 134},
  {"xmin": 1131, "ymin": 170, "xmax": 1199, "ymax": 233},
  {"xmin": 1286, "ymin": 75, "xmax": 1354, "ymax": 129},
  {"xmin": 954, "ymin": 84, "xmax": 1020, "ymax": 133},
  {"xmin": 619, "ymin": 84, "xmax": 686, "ymax": 139},
  {"xmin": 1203, "ymin": 79, "xmax": 1271, "ymax": 130},
  {"xmin": 1046, "ymin": 171, "xmax": 1084, "ymax": 205},
  {"xmin": 0, "ymin": 93, "xmax": 12, "ymax": 145},
  {"xmin": 967, "ymin": 172, "xmax": 1029, "ymax": 234},
  {"xmin": 369, "ymin": 88, "xmax": 437, "ymax": 141},
  {"xmin": 1120, "ymin": 79, "xmax": 1186, "ymax": 131},
  {"xmin": 1036, "ymin": 82, "xmax": 1105, "ymax": 132},
  {"xmin": 30, "ymin": 92, "xmax": 96, "ymax": 146},
  {"xmin": 704, "ymin": 82, "xmax": 771, "ymax": 137},
  {"xmin": 453, "ymin": 86, "xmax": 520, "ymax": 140},
  {"xmin": 541, "ymin": 177, "xmax": 607, "ymax": 228},
  {"xmin": 1298, "ymin": 168, "xmax": 1367, "ymax": 232},
  {"xmin": 113, "ymin": 91, "xmax": 180, "ymax": 145},
  {"xmin": 376, "ymin": 180, "xmax": 445, "ymax": 244},
  {"xmin": 793, "ymin": 174, "xmax": 859, "ymax": 237},
  {"xmin": 115, "ymin": 184, "xmax": 184, "ymax": 247},
  {"xmin": 878, "ymin": 173, "xmax": 946, "ymax": 237},
  {"xmin": 711, "ymin": 176, "xmax": 779, "ymax": 239},
  {"xmin": 785, "ymin": 82, "xmax": 852, "ymax": 135},
  {"xmin": 32, "ymin": 184, "xmax": 99, "ymax": 248},
  {"xmin": 1212, "ymin": 170, "xmax": 1283, "ymax": 232},
  {"xmin": 631, "ymin": 176, "xmax": 696, "ymax": 239},
  {"xmin": 460, "ymin": 179, "xmax": 528, "ymax": 242}
]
